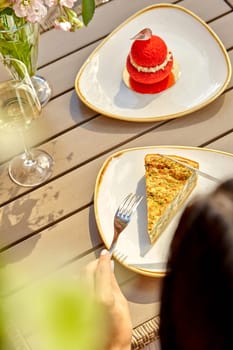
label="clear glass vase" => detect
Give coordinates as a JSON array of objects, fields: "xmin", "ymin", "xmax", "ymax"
[{"xmin": 0, "ymin": 11, "xmax": 52, "ymax": 107}]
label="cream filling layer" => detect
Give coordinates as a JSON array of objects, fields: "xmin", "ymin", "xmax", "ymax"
[{"xmin": 130, "ymin": 51, "xmax": 172, "ymax": 73}]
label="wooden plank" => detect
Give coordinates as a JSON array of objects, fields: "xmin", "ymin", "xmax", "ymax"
[
  {"xmin": 2, "ymin": 249, "xmax": 137, "ymax": 302},
  {"xmin": 1, "ymin": 128, "xmax": 232, "ymax": 280},
  {"xmin": 207, "ymin": 132, "xmax": 233, "ymax": 152},
  {"xmin": 0, "ymin": 85, "xmax": 233, "ymax": 202},
  {"xmin": 1, "ymin": 88, "xmax": 233, "ymax": 247},
  {"xmin": 27, "ymin": 333, "xmax": 161, "ymax": 350},
  {"xmin": 3, "ymin": 249, "xmax": 153, "ymax": 334},
  {"xmin": 210, "ymin": 11, "xmax": 233, "ymax": 49},
  {"xmin": 0, "ymin": 84, "xmax": 98, "ymax": 164},
  {"xmin": 180, "ymin": 0, "xmax": 231, "ymax": 22},
  {"xmin": 38, "ymin": 0, "xmax": 174, "ymax": 66},
  {"xmin": 123, "ymin": 277, "xmax": 162, "ymax": 327},
  {"xmin": 1, "ymin": 2, "xmax": 232, "ymax": 350},
  {"xmin": 1, "ymin": 5, "xmax": 232, "ymax": 163},
  {"xmin": 5, "ymin": 264, "xmax": 162, "ymax": 337},
  {"xmin": 35, "ymin": 1, "xmax": 233, "ymax": 102},
  {"xmin": 0, "ymin": 117, "xmax": 164, "ymax": 202},
  {"xmin": 0, "ymin": 206, "xmax": 102, "ymax": 291},
  {"xmin": 227, "ymin": 0, "xmax": 233, "ymax": 8},
  {"xmin": 38, "ymin": 11, "xmax": 233, "ymax": 99},
  {"xmin": 0, "ymin": 200, "xmax": 164, "ymax": 299},
  {"xmin": 38, "ymin": 41, "xmax": 99, "ymax": 97}
]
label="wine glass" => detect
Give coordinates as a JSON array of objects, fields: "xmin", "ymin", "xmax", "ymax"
[{"xmin": 0, "ymin": 57, "xmax": 54, "ymax": 187}]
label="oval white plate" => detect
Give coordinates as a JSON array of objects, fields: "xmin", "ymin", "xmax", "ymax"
[
  {"xmin": 94, "ymin": 146, "xmax": 233, "ymax": 277},
  {"xmin": 75, "ymin": 4, "xmax": 231, "ymax": 122}
]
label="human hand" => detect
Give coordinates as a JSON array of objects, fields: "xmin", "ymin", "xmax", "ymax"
[{"xmin": 84, "ymin": 249, "xmax": 132, "ymax": 350}]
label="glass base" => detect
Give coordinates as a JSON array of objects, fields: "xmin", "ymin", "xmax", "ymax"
[
  {"xmin": 31, "ymin": 75, "xmax": 52, "ymax": 107},
  {"xmin": 8, "ymin": 149, "xmax": 54, "ymax": 187}
]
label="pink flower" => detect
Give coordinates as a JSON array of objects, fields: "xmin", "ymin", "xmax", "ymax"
[
  {"xmin": 13, "ymin": 0, "xmax": 47, "ymax": 22},
  {"xmin": 54, "ymin": 19, "xmax": 71, "ymax": 31},
  {"xmin": 13, "ymin": 0, "xmax": 28, "ymax": 17},
  {"xmin": 4, "ymin": 0, "xmax": 94, "ymax": 30}
]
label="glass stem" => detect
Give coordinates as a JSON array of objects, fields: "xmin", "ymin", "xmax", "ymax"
[{"xmin": 19, "ymin": 129, "xmax": 36, "ymax": 166}]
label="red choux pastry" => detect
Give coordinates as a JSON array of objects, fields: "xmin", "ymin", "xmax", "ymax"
[{"xmin": 125, "ymin": 28, "xmax": 174, "ymax": 94}]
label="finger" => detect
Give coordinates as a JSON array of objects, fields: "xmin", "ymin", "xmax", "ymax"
[
  {"xmin": 111, "ymin": 271, "xmax": 123, "ymax": 295},
  {"xmin": 95, "ymin": 249, "xmax": 114, "ymax": 306}
]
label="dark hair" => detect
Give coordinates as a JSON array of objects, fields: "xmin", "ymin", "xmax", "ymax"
[{"xmin": 159, "ymin": 179, "xmax": 233, "ymax": 350}]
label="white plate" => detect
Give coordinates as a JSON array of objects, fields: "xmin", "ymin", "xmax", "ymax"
[
  {"xmin": 75, "ymin": 4, "xmax": 231, "ymax": 122},
  {"xmin": 94, "ymin": 146, "xmax": 233, "ymax": 277}
]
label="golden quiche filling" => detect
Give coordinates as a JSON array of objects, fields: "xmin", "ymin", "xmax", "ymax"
[{"xmin": 144, "ymin": 154, "xmax": 199, "ymax": 243}]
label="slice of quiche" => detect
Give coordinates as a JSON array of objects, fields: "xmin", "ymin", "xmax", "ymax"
[{"xmin": 144, "ymin": 154, "xmax": 199, "ymax": 244}]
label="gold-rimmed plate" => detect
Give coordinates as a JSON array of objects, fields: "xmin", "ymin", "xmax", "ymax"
[
  {"xmin": 94, "ymin": 146, "xmax": 233, "ymax": 277},
  {"xmin": 75, "ymin": 4, "xmax": 231, "ymax": 122}
]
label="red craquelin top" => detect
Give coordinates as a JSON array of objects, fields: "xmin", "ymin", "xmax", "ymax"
[{"xmin": 126, "ymin": 28, "xmax": 174, "ymax": 93}]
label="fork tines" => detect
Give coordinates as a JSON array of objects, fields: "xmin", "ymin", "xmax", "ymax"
[{"xmin": 117, "ymin": 193, "xmax": 143, "ymax": 217}]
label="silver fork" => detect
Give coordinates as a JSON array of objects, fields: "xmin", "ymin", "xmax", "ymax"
[{"xmin": 109, "ymin": 193, "xmax": 143, "ymax": 256}]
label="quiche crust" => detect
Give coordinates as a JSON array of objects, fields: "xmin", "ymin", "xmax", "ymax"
[{"xmin": 144, "ymin": 154, "xmax": 199, "ymax": 243}]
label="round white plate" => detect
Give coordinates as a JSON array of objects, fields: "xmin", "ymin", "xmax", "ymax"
[
  {"xmin": 75, "ymin": 4, "xmax": 231, "ymax": 122},
  {"xmin": 94, "ymin": 146, "xmax": 233, "ymax": 277}
]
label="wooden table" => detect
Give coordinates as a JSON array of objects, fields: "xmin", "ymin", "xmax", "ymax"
[{"xmin": 0, "ymin": 0, "xmax": 233, "ymax": 349}]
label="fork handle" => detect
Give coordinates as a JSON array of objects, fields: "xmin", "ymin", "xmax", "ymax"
[{"xmin": 108, "ymin": 242, "xmax": 116, "ymax": 257}]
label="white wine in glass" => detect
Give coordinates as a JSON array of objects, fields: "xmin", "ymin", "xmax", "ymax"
[{"xmin": 0, "ymin": 58, "xmax": 54, "ymax": 187}]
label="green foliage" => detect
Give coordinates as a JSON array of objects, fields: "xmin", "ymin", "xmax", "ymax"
[
  {"xmin": 0, "ymin": 263, "xmax": 110, "ymax": 350},
  {"xmin": 0, "ymin": 299, "xmax": 5, "ymax": 349},
  {"xmin": 9, "ymin": 280, "xmax": 110, "ymax": 350},
  {"xmin": 82, "ymin": 0, "xmax": 96, "ymax": 26},
  {"xmin": 0, "ymin": 13, "xmax": 39, "ymax": 76},
  {"xmin": 36, "ymin": 284, "xmax": 108, "ymax": 350}
]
